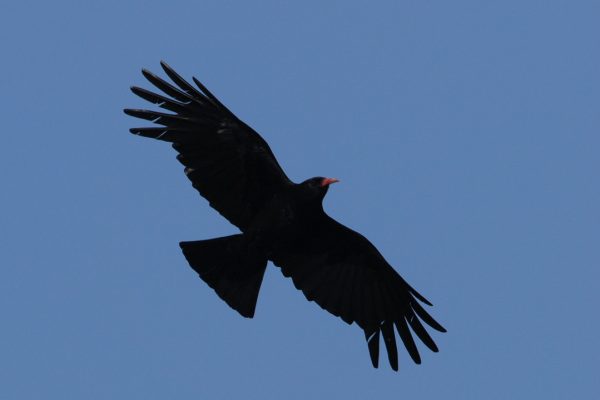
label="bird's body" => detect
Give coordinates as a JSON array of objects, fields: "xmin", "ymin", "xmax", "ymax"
[
  {"xmin": 125, "ymin": 62, "xmax": 446, "ymax": 371},
  {"xmin": 241, "ymin": 178, "xmax": 336, "ymax": 252}
]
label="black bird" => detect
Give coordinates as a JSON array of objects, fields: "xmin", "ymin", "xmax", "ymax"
[{"xmin": 124, "ymin": 62, "xmax": 446, "ymax": 371}]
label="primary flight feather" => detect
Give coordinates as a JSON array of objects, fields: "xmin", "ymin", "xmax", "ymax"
[{"xmin": 124, "ymin": 61, "xmax": 446, "ymax": 371}]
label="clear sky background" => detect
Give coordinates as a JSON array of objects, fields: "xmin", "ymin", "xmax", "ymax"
[{"xmin": 1, "ymin": 1, "xmax": 598, "ymax": 398}]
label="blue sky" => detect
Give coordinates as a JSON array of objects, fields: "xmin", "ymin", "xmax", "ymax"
[{"xmin": 1, "ymin": 1, "xmax": 598, "ymax": 398}]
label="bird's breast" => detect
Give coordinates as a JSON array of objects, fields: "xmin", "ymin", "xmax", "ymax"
[{"xmin": 246, "ymin": 193, "xmax": 320, "ymax": 249}]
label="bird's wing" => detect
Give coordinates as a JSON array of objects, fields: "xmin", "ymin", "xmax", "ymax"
[
  {"xmin": 271, "ymin": 215, "xmax": 446, "ymax": 371},
  {"xmin": 124, "ymin": 62, "xmax": 292, "ymax": 231}
]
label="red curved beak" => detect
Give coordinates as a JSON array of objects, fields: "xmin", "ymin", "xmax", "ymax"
[{"xmin": 321, "ymin": 177, "xmax": 340, "ymax": 187}]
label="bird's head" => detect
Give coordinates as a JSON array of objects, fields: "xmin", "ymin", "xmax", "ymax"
[{"xmin": 300, "ymin": 176, "xmax": 340, "ymax": 202}]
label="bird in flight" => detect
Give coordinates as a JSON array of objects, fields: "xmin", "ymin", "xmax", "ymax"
[{"xmin": 124, "ymin": 62, "xmax": 446, "ymax": 371}]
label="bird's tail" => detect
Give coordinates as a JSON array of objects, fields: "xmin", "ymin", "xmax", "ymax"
[{"xmin": 179, "ymin": 234, "xmax": 268, "ymax": 318}]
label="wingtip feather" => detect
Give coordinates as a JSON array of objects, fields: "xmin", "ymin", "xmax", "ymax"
[
  {"xmin": 381, "ymin": 321, "xmax": 399, "ymax": 371},
  {"xmin": 365, "ymin": 329, "xmax": 380, "ymax": 369}
]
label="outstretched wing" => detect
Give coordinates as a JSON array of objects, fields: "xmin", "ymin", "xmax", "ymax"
[
  {"xmin": 124, "ymin": 61, "xmax": 292, "ymax": 231},
  {"xmin": 271, "ymin": 215, "xmax": 446, "ymax": 371}
]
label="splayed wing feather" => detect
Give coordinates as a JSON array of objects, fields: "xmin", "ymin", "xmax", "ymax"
[
  {"xmin": 160, "ymin": 61, "xmax": 207, "ymax": 100},
  {"xmin": 406, "ymin": 309, "xmax": 439, "ymax": 352},
  {"xmin": 130, "ymin": 86, "xmax": 191, "ymax": 114},
  {"xmin": 365, "ymin": 328, "xmax": 380, "ymax": 368},
  {"xmin": 381, "ymin": 321, "xmax": 399, "ymax": 371}
]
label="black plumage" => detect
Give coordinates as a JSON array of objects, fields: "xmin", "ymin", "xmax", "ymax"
[{"xmin": 124, "ymin": 61, "xmax": 446, "ymax": 371}]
